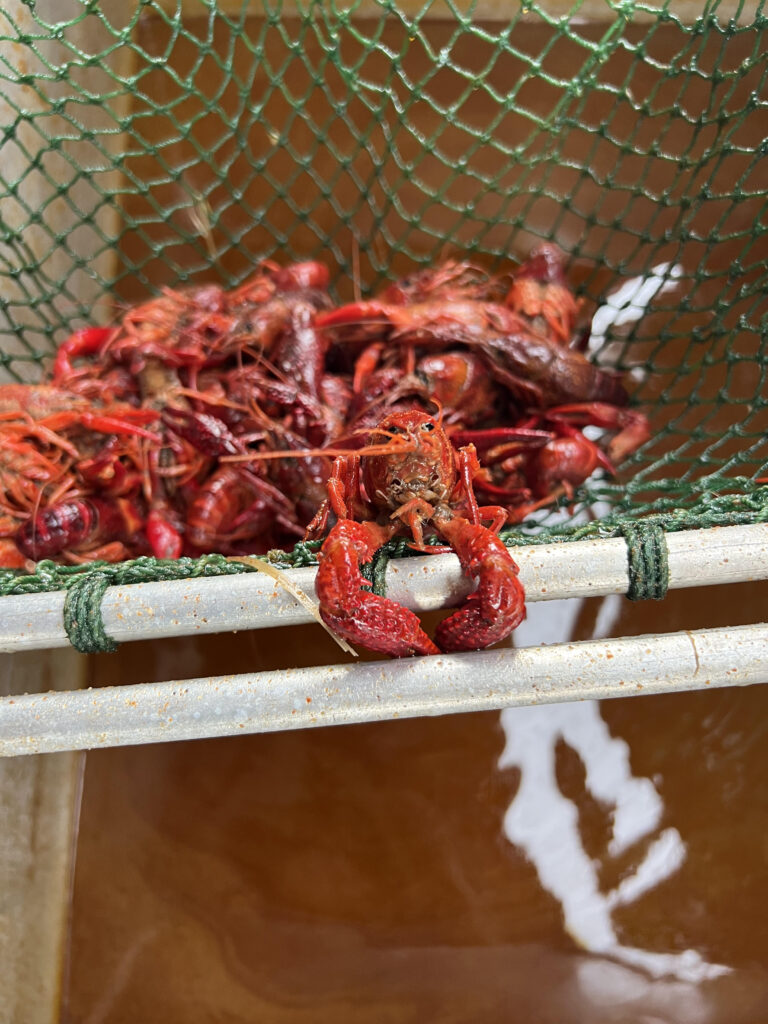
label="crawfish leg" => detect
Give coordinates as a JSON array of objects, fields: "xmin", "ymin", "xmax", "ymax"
[
  {"xmin": 316, "ymin": 519, "xmax": 439, "ymax": 658},
  {"xmin": 433, "ymin": 516, "xmax": 526, "ymax": 653}
]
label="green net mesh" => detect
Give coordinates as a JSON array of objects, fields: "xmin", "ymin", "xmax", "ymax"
[{"xmin": 1, "ymin": 0, "xmax": 767, "ymax": 592}]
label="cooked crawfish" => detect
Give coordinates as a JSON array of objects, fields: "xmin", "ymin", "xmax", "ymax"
[
  {"xmin": 0, "ymin": 436, "xmax": 76, "ymax": 563},
  {"xmin": 183, "ymin": 464, "xmax": 303, "ymax": 554},
  {"xmin": 317, "ymin": 297, "xmax": 627, "ymax": 410},
  {"xmin": 159, "ymin": 406, "xmax": 308, "ymax": 553},
  {"xmin": 0, "ymin": 384, "xmax": 163, "ymax": 566},
  {"xmin": 15, "ymin": 496, "xmax": 144, "ymax": 563},
  {"xmin": 306, "ymin": 409, "xmax": 526, "ymax": 657},
  {"xmin": 506, "ymin": 243, "xmax": 583, "ymax": 345},
  {"xmin": 380, "ymin": 258, "xmax": 507, "ymax": 305},
  {"xmin": 1, "ymin": 249, "xmax": 650, "ymax": 572},
  {"xmin": 0, "ymin": 384, "xmax": 159, "ymax": 438},
  {"xmin": 52, "ymin": 261, "xmax": 332, "ymax": 388}
]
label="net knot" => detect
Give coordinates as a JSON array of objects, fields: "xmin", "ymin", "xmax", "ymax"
[
  {"xmin": 619, "ymin": 522, "xmax": 669, "ymax": 601},
  {"xmin": 62, "ymin": 570, "xmax": 119, "ymax": 654}
]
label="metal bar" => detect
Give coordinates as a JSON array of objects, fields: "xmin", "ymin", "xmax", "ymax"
[
  {"xmin": 1, "ymin": 622, "xmax": 766, "ymax": 757},
  {"xmin": 1, "ymin": 524, "xmax": 767, "ymax": 653}
]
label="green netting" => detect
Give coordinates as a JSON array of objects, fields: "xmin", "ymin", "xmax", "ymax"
[{"xmin": 1, "ymin": 0, "xmax": 767, "ymax": 578}]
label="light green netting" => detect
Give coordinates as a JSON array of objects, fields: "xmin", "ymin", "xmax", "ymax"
[{"xmin": 0, "ymin": 0, "xmax": 766, "ymax": 570}]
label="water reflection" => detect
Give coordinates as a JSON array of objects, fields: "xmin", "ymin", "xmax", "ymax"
[{"xmin": 501, "ymin": 598, "xmax": 730, "ymax": 992}]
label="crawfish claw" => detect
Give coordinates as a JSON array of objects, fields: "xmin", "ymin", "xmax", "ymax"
[
  {"xmin": 434, "ymin": 516, "xmax": 526, "ymax": 653},
  {"xmin": 315, "ymin": 519, "xmax": 439, "ymax": 657}
]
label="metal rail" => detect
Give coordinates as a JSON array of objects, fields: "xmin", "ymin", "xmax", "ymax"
[
  {"xmin": 1, "ymin": 524, "xmax": 767, "ymax": 652},
  {"xmin": 1, "ymin": 621, "xmax": 766, "ymax": 756}
]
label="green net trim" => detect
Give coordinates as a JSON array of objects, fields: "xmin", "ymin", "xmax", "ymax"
[{"xmin": 0, "ymin": 2, "xmax": 767, "ymax": 589}]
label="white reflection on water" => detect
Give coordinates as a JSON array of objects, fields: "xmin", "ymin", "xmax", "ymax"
[{"xmin": 498, "ymin": 598, "xmax": 730, "ymax": 985}]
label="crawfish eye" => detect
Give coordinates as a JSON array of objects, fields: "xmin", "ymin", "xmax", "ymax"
[{"xmin": 420, "ymin": 421, "xmax": 436, "ymax": 432}]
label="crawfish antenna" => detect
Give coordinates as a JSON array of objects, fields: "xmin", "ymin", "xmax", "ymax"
[{"xmin": 425, "ymin": 395, "xmax": 445, "ymax": 428}]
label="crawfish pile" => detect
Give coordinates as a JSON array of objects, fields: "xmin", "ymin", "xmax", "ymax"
[{"xmin": 0, "ymin": 246, "xmax": 649, "ymax": 571}]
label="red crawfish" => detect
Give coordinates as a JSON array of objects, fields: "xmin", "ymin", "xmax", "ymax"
[
  {"xmin": 380, "ymin": 258, "xmax": 507, "ymax": 305},
  {"xmin": 160, "ymin": 406, "xmax": 307, "ymax": 554},
  {"xmin": 0, "ymin": 384, "xmax": 161, "ymax": 567},
  {"xmin": 452, "ymin": 401, "xmax": 650, "ymax": 516},
  {"xmin": 0, "ymin": 435, "xmax": 76, "ymax": 567},
  {"xmin": 218, "ymin": 361, "xmax": 348, "ymax": 448},
  {"xmin": 317, "ymin": 297, "xmax": 627, "ymax": 411},
  {"xmin": 14, "ymin": 496, "xmax": 144, "ymax": 564},
  {"xmin": 305, "ymin": 409, "xmax": 526, "ymax": 658},
  {"xmin": 182, "ymin": 465, "xmax": 304, "ymax": 554},
  {"xmin": 0, "ymin": 383, "xmax": 160, "ymax": 439},
  {"xmin": 51, "ymin": 261, "xmax": 332, "ymax": 386},
  {"xmin": 506, "ymin": 243, "xmax": 583, "ymax": 345},
  {"xmin": 376, "ymin": 246, "xmax": 579, "ymax": 345},
  {"xmin": 347, "ymin": 349, "xmax": 503, "ymax": 436}
]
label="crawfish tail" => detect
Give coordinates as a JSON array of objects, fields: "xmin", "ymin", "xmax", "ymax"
[
  {"xmin": 268, "ymin": 301, "xmax": 329, "ymax": 401},
  {"xmin": 185, "ymin": 465, "xmax": 299, "ymax": 551},
  {"xmin": 162, "ymin": 406, "xmax": 243, "ymax": 457},
  {"xmin": 14, "ymin": 497, "xmax": 138, "ymax": 561},
  {"xmin": 482, "ymin": 332, "xmax": 628, "ymax": 408}
]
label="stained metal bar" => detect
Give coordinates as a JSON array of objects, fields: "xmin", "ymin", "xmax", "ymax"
[
  {"xmin": 1, "ymin": 524, "xmax": 767, "ymax": 653},
  {"xmin": 1, "ymin": 622, "xmax": 766, "ymax": 757}
]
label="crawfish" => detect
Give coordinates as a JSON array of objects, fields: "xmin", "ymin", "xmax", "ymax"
[
  {"xmin": 506, "ymin": 243, "xmax": 583, "ymax": 345},
  {"xmin": 0, "ymin": 384, "xmax": 159, "ymax": 438},
  {"xmin": 380, "ymin": 258, "xmax": 507, "ymax": 305},
  {"xmin": 51, "ymin": 287, "xmax": 230, "ymax": 391},
  {"xmin": 353, "ymin": 349, "xmax": 504, "ymax": 431},
  {"xmin": 15, "ymin": 496, "xmax": 145, "ymax": 564},
  {"xmin": 0, "ymin": 434, "xmax": 73, "ymax": 512},
  {"xmin": 306, "ymin": 409, "xmax": 526, "ymax": 657},
  {"xmin": 451, "ymin": 399, "xmax": 650, "ymax": 517},
  {"xmin": 0, "ymin": 434, "xmax": 77, "ymax": 567},
  {"xmin": 221, "ymin": 361, "xmax": 342, "ymax": 448},
  {"xmin": 0, "ymin": 384, "xmax": 163, "ymax": 565},
  {"xmin": 317, "ymin": 298, "xmax": 627, "ymax": 411},
  {"xmin": 52, "ymin": 261, "xmax": 331, "ymax": 389},
  {"xmin": 161, "ymin": 407, "xmax": 307, "ymax": 553},
  {"xmin": 182, "ymin": 465, "xmax": 302, "ymax": 554},
  {"xmin": 467, "ymin": 402, "xmax": 650, "ymax": 522},
  {"xmin": 212, "ymin": 261, "xmax": 331, "ymax": 364}
]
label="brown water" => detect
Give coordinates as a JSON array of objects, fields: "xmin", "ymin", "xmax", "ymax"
[{"xmin": 62, "ymin": 582, "xmax": 768, "ymax": 1024}]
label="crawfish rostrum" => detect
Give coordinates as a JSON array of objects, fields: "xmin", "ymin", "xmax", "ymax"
[{"xmin": 0, "ymin": 247, "xmax": 649, "ymax": 654}]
